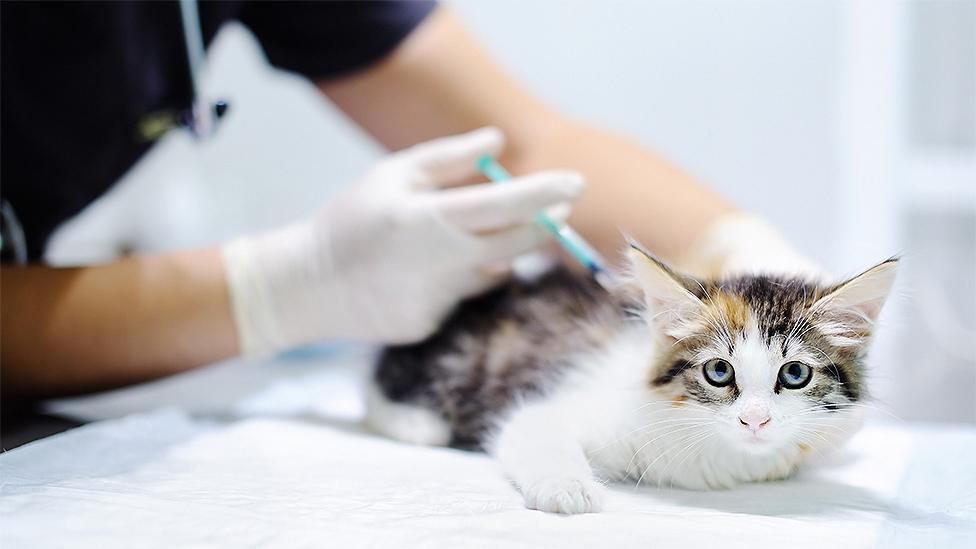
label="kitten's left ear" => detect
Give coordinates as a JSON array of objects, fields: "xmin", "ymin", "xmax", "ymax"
[
  {"xmin": 810, "ymin": 258, "xmax": 899, "ymax": 346},
  {"xmin": 626, "ymin": 240, "xmax": 706, "ymax": 341}
]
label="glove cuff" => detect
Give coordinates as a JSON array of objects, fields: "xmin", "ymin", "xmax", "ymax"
[
  {"xmin": 676, "ymin": 213, "xmax": 828, "ymax": 281},
  {"xmin": 221, "ymin": 221, "xmax": 320, "ymax": 358}
]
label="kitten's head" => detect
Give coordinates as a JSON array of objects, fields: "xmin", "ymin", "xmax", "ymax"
[{"xmin": 626, "ymin": 243, "xmax": 897, "ymax": 454}]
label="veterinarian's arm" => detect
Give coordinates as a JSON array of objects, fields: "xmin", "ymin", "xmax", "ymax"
[
  {"xmin": 1, "ymin": 249, "xmax": 239, "ymax": 398},
  {"xmin": 1, "ymin": 129, "xmax": 581, "ymax": 399},
  {"xmin": 320, "ymin": 7, "xmax": 735, "ymax": 266}
]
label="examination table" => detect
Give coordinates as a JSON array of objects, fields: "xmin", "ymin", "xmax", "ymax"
[{"xmin": 1, "ymin": 347, "xmax": 973, "ymax": 548}]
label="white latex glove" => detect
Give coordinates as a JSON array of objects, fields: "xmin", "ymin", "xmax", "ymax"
[
  {"xmin": 676, "ymin": 213, "xmax": 829, "ymax": 282},
  {"xmin": 222, "ymin": 127, "xmax": 585, "ymax": 357}
]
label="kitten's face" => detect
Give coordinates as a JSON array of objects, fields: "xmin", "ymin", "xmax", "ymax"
[{"xmin": 628, "ymin": 246, "xmax": 897, "ymax": 455}]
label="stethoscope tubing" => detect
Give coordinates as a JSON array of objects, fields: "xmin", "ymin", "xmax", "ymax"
[{"xmin": 0, "ymin": 0, "xmax": 228, "ymax": 262}]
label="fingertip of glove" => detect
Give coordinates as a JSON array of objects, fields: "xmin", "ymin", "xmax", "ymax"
[
  {"xmin": 546, "ymin": 202, "xmax": 573, "ymax": 224},
  {"xmin": 544, "ymin": 170, "xmax": 586, "ymax": 197},
  {"xmin": 467, "ymin": 126, "xmax": 506, "ymax": 155}
]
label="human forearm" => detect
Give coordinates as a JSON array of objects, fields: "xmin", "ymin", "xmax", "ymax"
[
  {"xmin": 0, "ymin": 129, "xmax": 582, "ymax": 399},
  {"xmin": 497, "ymin": 119, "xmax": 735, "ymax": 265},
  {"xmin": 1, "ymin": 249, "xmax": 238, "ymax": 398},
  {"xmin": 321, "ymin": 8, "xmax": 735, "ymax": 266}
]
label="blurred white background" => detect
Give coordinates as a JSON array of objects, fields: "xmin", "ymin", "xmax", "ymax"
[{"xmin": 46, "ymin": 0, "xmax": 975, "ymax": 422}]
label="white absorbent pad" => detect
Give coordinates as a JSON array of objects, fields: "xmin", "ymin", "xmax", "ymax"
[{"xmin": 2, "ymin": 405, "xmax": 975, "ymax": 549}]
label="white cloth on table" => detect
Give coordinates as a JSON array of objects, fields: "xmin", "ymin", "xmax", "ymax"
[{"xmin": 2, "ymin": 351, "xmax": 974, "ymax": 548}]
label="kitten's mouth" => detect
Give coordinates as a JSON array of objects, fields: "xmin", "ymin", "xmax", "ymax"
[
  {"xmin": 739, "ymin": 432, "xmax": 778, "ymax": 450},
  {"xmin": 721, "ymin": 429, "xmax": 779, "ymax": 452}
]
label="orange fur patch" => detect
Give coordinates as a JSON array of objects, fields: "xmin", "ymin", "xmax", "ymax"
[{"xmin": 705, "ymin": 292, "xmax": 750, "ymax": 334}]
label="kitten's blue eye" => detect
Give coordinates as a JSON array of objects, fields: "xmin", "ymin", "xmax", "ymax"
[
  {"xmin": 703, "ymin": 359, "xmax": 735, "ymax": 387},
  {"xmin": 778, "ymin": 361, "xmax": 812, "ymax": 389}
]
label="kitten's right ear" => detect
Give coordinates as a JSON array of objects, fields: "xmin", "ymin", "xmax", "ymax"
[
  {"xmin": 626, "ymin": 241, "xmax": 706, "ymax": 340},
  {"xmin": 809, "ymin": 257, "xmax": 899, "ymax": 347}
]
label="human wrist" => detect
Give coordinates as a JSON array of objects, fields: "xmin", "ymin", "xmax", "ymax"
[
  {"xmin": 676, "ymin": 212, "xmax": 827, "ymax": 281},
  {"xmin": 221, "ymin": 219, "xmax": 331, "ymax": 358}
]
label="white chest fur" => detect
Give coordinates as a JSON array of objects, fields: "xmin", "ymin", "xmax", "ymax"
[{"xmin": 490, "ymin": 329, "xmax": 820, "ymax": 513}]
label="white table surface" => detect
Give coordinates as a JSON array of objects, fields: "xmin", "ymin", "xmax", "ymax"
[{"xmin": 2, "ymin": 347, "xmax": 974, "ymax": 548}]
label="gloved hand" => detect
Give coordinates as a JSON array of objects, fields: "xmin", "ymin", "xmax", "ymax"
[
  {"xmin": 676, "ymin": 213, "xmax": 829, "ymax": 282},
  {"xmin": 222, "ymin": 127, "xmax": 585, "ymax": 357}
]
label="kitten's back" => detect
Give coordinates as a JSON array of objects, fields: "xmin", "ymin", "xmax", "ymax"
[{"xmin": 371, "ymin": 267, "xmax": 631, "ymax": 449}]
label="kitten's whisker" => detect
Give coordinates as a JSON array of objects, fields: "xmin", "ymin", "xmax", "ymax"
[
  {"xmin": 790, "ymin": 320, "xmax": 822, "ymax": 342},
  {"xmin": 789, "ymin": 413, "xmax": 854, "ymax": 426},
  {"xmin": 798, "ymin": 429, "xmax": 830, "ymax": 445},
  {"xmin": 792, "ymin": 417, "xmax": 848, "ymax": 430},
  {"xmin": 662, "ymin": 431, "xmax": 714, "ymax": 489},
  {"xmin": 793, "ymin": 430, "xmax": 832, "ymax": 461},
  {"xmin": 632, "ymin": 429, "xmax": 709, "ymax": 489},
  {"xmin": 806, "ymin": 342, "xmax": 838, "ymax": 371},
  {"xmin": 670, "ymin": 333, "xmax": 700, "ymax": 348},
  {"xmin": 699, "ymin": 307, "xmax": 736, "ymax": 351},
  {"xmin": 788, "ymin": 300, "xmax": 822, "ymax": 340},
  {"xmin": 795, "ymin": 428, "xmax": 841, "ymax": 457},
  {"xmin": 675, "ymin": 306, "xmax": 731, "ymax": 350},
  {"xmin": 629, "ymin": 428, "xmax": 707, "ymax": 485},
  {"xmin": 794, "ymin": 423, "xmax": 842, "ymax": 446},
  {"xmin": 629, "ymin": 398, "xmax": 710, "ymax": 410},
  {"xmin": 827, "ymin": 401, "xmax": 901, "ymax": 420},
  {"xmin": 626, "ymin": 417, "xmax": 713, "ymax": 431},
  {"xmin": 794, "ymin": 402, "xmax": 901, "ymax": 421},
  {"xmin": 783, "ymin": 304, "xmax": 810, "ymax": 352},
  {"xmin": 624, "ymin": 423, "xmax": 708, "ymax": 474},
  {"xmin": 791, "ymin": 408, "xmax": 850, "ymax": 418},
  {"xmin": 673, "ymin": 435, "xmax": 713, "ymax": 489},
  {"xmin": 795, "ymin": 424, "xmax": 844, "ymax": 440},
  {"xmin": 591, "ymin": 417, "xmax": 709, "ymax": 453},
  {"xmin": 621, "ymin": 418, "xmax": 711, "ymax": 437},
  {"xmin": 663, "ymin": 432, "xmax": 714, "ymax": 490},
  {"xmin": 630, "ymin": 399, "xmax": 714, "ymax": 415}
]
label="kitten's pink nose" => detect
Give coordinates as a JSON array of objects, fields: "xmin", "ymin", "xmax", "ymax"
[{"xmin": 738, "ymin": 415, "xmax": 771, "ymax": 433}]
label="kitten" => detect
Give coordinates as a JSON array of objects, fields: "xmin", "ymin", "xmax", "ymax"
[{"xmin": 366, "ymin": 243, "xmax": 898, "ymax": 514}]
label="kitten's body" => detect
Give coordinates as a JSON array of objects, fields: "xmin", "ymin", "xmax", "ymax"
[
  {"xmin": 368, "ymin": 248, "xmax": 895, "ymax": 514},
  {"xmin": 372, "ymin": 268, "xmax": 626, "ymax": 449}
]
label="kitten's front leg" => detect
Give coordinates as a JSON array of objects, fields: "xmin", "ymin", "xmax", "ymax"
[{"xmin": 492, "ymin": 402, "xmax": 604, "ymax": 514}]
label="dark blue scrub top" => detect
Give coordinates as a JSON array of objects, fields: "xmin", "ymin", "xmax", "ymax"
[{"xmin": 1, "ymin": 0, "xmax": 436, "ymax": 261}]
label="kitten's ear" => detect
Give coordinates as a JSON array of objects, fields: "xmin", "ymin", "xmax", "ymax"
[
  {"xmin": 810, "ymin": 258, "xmax": 899, "ymax": 347},
  {"xmin": 626, "ymin": 241, "xmax": 706, "ymax": 340}
]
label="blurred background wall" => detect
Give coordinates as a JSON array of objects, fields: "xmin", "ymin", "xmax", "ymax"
[{"xmin": 46, "ymin": 0, "xmax": 975, "ymax": 422}]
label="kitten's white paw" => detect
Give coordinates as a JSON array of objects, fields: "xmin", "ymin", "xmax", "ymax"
[{"xmin": 521, "ymin": 477, "xmax": 604, "ymax": 514}]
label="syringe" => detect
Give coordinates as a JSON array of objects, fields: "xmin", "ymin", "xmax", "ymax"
[{"xmin": 476, "ymin": 155, "xmax": 617, "ymax": 290}]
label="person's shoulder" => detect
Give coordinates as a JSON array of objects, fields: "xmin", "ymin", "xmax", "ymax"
[{"xmin": 239, "ymin": 1, "xmax": 438, "ymax": 80}]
